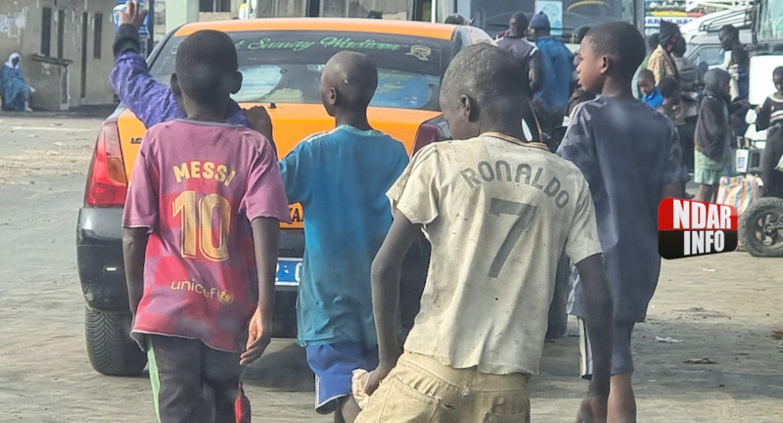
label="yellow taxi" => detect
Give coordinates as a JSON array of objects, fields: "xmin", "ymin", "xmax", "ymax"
[{"xmin": 76, "ymin": 18, "xmax": 494, "ymax": 376}]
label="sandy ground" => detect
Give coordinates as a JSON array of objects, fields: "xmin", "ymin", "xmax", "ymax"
[{"xmin": 0, "ymin": 113, "xmax": 782, "ymax": 423}]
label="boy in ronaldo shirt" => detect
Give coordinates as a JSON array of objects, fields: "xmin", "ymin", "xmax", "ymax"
[
  {"xmin": 122, "ymin": 30, "xmax": 290, "ymax": 423},
  {"xmin": 356, "ymin": 43, "xmax": 614, "ymax": 423}
]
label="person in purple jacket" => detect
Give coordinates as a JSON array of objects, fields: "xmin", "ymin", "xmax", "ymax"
[
  {"xmin": 111, "ymin": 1, "xmax": 273, "ymax": 146},
  {"xmin": 111, "ymin": 2, "xmax": 273, "ymax": 422}
]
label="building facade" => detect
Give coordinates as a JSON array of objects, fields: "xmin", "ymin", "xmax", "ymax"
[{"xmin": 0, "ymin": 0, "xmax": 120, "ymax": 111}]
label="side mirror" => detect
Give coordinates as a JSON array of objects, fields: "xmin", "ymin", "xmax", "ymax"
[{"xmin": 746, "ymin": 108, "xmax": 757, "ymax": 125}]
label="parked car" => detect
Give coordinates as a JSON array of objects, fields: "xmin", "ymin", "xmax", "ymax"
[{"xmin": 76, "ymin": 17, "xmax": 499, "ymax": 376}]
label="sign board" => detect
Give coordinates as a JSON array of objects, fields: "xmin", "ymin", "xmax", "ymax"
[
  {"xmin": 536, "ymin": 1, "xmax": 563, "ymax": 37},
  {"xmin": 645, "ymin": 15, "xmax": 700, "ymax": 29}
]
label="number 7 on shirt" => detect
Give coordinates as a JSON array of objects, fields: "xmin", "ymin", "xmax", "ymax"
[{"xmin": 488, "ymin": 198, "xmax": 537, "ymax": 278}]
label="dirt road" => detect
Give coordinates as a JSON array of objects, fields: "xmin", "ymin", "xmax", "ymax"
[{"xmin": 0, "ymin": 113, "xmax": 781, "ymax": 422}]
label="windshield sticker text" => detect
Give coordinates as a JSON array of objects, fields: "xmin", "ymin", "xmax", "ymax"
[{"xmin": 235, "ymin": 36, "xmax": 406, "ymax": 53}]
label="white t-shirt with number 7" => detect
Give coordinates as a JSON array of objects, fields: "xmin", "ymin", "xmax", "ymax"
[{"xmin": 388, "ymin": 133, "xmax": 602, "ymax": 375}]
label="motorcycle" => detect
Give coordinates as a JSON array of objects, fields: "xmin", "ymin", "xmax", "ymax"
[{"xmin": 735, "ymin": 109, "xmax": 783, "ymax": 257}]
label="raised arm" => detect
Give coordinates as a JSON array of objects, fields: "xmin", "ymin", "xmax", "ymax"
[{"xmin": 111, "ymin": 5, "xmax": 181, "ymax": 129}]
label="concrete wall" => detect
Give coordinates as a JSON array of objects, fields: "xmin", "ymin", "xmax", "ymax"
[{"xmin": 0, "ymin": 0, "xmax": 117, "ymax": 111}]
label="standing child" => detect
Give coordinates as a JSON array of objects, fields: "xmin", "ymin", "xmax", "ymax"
[
  {"xmin": 637, "ymin": 69, "xmax": 663, "ymax": 109},
  {"xmin": 122, "ymin": 30, "xmax": 291, "ymax": 423},
  {"xmin": 694, "ymin": 69, "xmax": 733, "ymax": 203},
  {"xmin": 278, "ymin": 51, "xmax": 409, "ymax": 423},
  {"xmin": 356, "ymin": 43, "xmax": 614, "ymax": 423},
  {"xmin": 114, "ymin": 4, "xmax": 268, "ymax": 421},
  {"xmin": 657, "ymin": 76, "xmax": 698, "ymax": 174},
  {"xmin": 756, "ymin": 66, "xmax": 783, "ymax": 198},
  {"xmin": 558, "ymin": 22, "xmax": 689, "ymax": 423}
]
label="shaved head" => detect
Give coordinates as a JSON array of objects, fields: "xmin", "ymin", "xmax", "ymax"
[
  {"xmin": 440, "ymin": 43, "xmax": 527, "ymax": 117},
  {"xmin": 439, "ymin": 43, "xmax": 528, "ymax": 140},
  {"xmin": 321, "ymin": 51, "xmax": 378, "ymax": 112}
]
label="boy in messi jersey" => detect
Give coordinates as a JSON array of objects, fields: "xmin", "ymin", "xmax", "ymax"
[
  {"xmin": 122, "ymin": 30, "xmax": 290, "ymax": 423},
  {"xmin": 356, "ymin": 43, "xmax": 614, "ymax": 423},
  {"xmin": 278, "ymin": 51, "xmax": 409, "ymax": 423},
  {"xmin": 115, "ymin": 5, "xmax": 271, "ymax": 419}
]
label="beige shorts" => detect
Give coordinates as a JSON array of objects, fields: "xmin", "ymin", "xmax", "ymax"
[{"xmin": 355, "ymin": 351, "xmax": 530, "ymax": 423}]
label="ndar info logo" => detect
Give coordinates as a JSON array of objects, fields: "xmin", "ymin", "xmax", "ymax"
[{"xmin": 658, "ymin": 198, "xmax": 738, "ymax": 259}]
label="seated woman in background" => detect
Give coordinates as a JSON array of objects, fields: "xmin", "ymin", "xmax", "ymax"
[{"xmin": 1, "ymin": 53, "xmax": 32, "ymax": 112}]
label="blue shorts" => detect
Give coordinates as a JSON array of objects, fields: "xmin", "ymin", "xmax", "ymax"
[
  {"xmin": 305, "ymin": 342, "xmax": 379, "ymax": 414},
  {"xmin": 578, "ymin": 317, "xmax": 636, "ymax": 379}
]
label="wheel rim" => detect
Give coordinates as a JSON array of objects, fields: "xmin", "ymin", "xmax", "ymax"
[{"xmin": 752, "ymin": 211, "xmax": 783, "ymax": 246}]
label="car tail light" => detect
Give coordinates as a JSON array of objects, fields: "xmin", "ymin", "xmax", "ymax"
[
  {"xmin": 412, "ymin": 117, "xmax": 450, "ymax": 154},
  {"xmin": 84, "ymin": 120, "xmax": 127, "ymax": 206}
]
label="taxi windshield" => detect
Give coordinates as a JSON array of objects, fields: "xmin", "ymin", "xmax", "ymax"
[{"xmin": 150, "ymin": 30, "xmax": 450, "ymax": 111}]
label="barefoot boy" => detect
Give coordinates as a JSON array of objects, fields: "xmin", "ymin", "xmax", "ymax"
[
  {"xmin": 356, "ymin": 43, "xmax": 614, "ymax": 423},
  {"xmin": 278, "ymin": 51, "xmax": 409, "ymax": 423},
  {"xmin": 122, "ymin": 30, "xmax": 290, "ymax": 423},
  {"xmin": 558, "ymin": 22, "xmax": 689, "ymax": 423}
]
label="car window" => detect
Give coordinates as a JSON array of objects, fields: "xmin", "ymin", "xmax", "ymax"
[
  {"xmin": 688, "ymin": 45, "xmax": 725, "ymax": 68},
  {"xmin": 149, "ymin": 31, "xmax": 451, "ymax": 111}
]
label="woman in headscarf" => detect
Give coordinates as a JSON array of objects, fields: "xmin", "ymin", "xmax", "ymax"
[
  {"xmin": 1, "ymin": 53, "xmax": 32, "ymax": 112},
  {"xmin": 694, "ymin": 69, "xmax": 733, "ymax": 202},
  {"xmin": 647, "ymin": 21, "xmax": 681, "ymax": 86}
]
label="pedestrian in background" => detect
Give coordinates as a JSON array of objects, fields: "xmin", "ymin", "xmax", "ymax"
[
  {"xmin": 637, "ymin": 69, "xmax": 663, "ymax": 109},
  {"xmin": 1, "ymin": 52, "xmax": 33, "ymax": 112},
  {"xmin": 694, "ymin": 69, "xmax": 733, "ymax": 203},
  {"xmin": 528, "ymin": 11, "xmax": 575, "ymax": 151},
  {"xmin": 647, "ymin": 21, "xmax": 681, "ymax": 85},
  {"xmin": 755, "ymin": 66, "xmax": 783, "ymax": 198},
  {"xmin": 657, "ymin": 77, "xmax": 698, "ymax": 174},
  {"xmin": 496, "ymin": 11, "xmax": 541, "ymax": 140},
  {"xmin": 567, "ymin": 26, "xmax": 596, "ymax": 117},
  {"xmin": 672, "ymin": 35, "xmax": 700, "ymax": 100},
  {"xmin": 640, "ymin": 32, "xmax": 659, "ymax": 71}
]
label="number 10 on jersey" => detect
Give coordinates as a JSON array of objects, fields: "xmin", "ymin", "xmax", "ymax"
[{"xmin": 173, "ymin": 191, "xmax": 232, "ymax": 262}]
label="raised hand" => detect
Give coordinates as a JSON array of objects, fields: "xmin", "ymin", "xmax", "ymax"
[{"xmin": 117, "ymin": 0, "xmax": 148, "ymax": 29}]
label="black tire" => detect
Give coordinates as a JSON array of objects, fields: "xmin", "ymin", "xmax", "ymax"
[
  {"xmin": 85, "ymin": 308, "xmax": 147, "ymax": 376},
  {"xmin": 546, "ymin": 254, "xmax": 570, "ymax": 340},
  {"xmin": 739, "ymin": 197, "xmax": 783, "ymax": 257}
]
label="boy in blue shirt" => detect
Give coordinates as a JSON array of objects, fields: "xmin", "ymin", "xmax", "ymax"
[
  {"xmin": 278, "ymin": 51, "xmax": 409, "ymax": 423},
  {"xmin": 637, "ymin": 69, "xmax": 664, "ymax": 109},
  {"xmin": 558, "ymin": 22, "xmax": 688, "ymax": 423}
]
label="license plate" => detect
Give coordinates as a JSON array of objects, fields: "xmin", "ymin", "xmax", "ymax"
[{"xmin": 276, "ymin": 258, "xmax": 302, "ymax": 286}]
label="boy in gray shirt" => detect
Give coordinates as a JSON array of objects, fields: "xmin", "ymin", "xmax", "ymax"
[{"xmin": 558, "ymin": 22, "xmax": 689, "ymax": 423}]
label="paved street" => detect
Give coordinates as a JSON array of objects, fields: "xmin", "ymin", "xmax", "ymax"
[{"xmin": 0, "ymin": 112, "xmax": 782, "ymax": 422}]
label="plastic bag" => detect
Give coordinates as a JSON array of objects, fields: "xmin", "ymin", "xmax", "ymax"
[{"xmin": 716, "ymin": 176, "xmax": 762, "ymax": 216}]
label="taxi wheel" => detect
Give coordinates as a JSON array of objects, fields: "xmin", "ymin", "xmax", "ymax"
[{"xmin": 85, "ymin": 308, "xmax": 147, "ymax": 376}]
